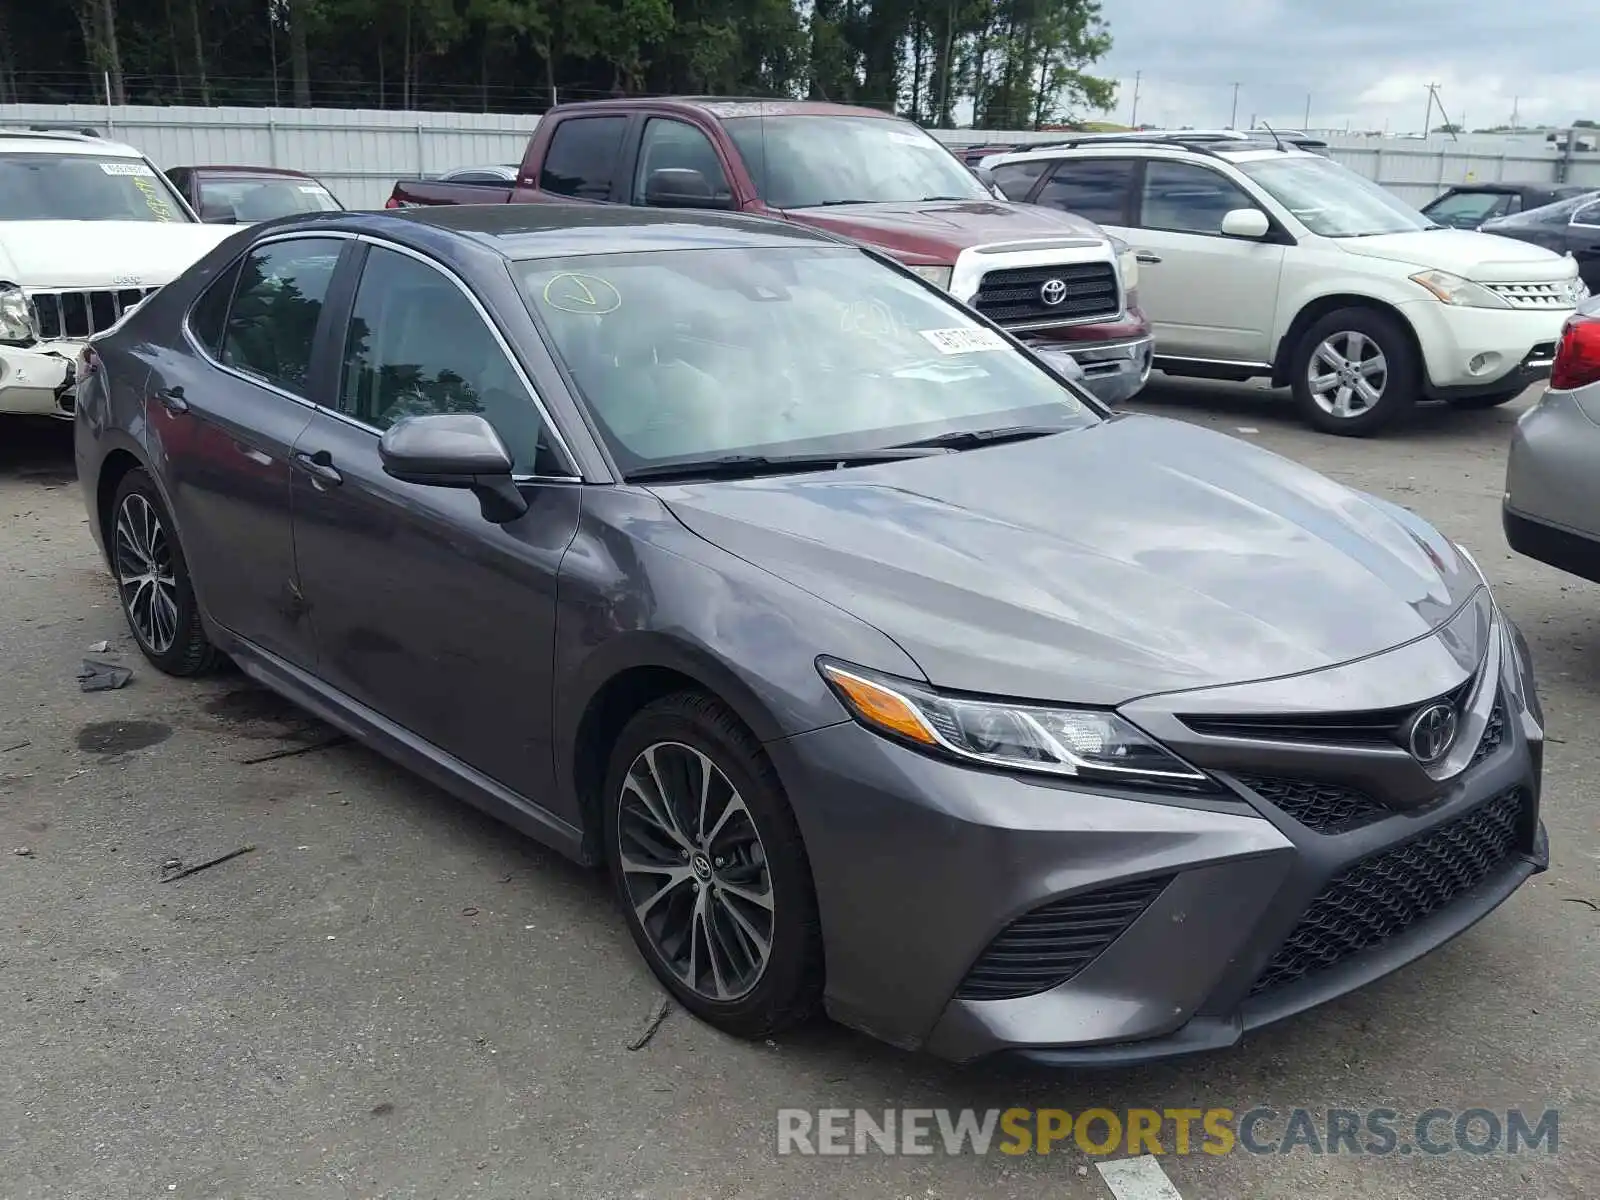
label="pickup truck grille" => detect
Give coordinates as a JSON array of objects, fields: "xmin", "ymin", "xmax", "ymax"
[
  {"xmin": 972, "ymin": 262, "xmax": 1120, "ymax": 327},
  {"xmin": 27, "ymin": 287, "xmax": 156, "ymax": 341}
]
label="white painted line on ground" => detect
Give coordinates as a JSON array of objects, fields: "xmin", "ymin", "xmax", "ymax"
[{"xmin": 1096, "ymin": 1154, "xmax": 1186, "ymax": 1200}]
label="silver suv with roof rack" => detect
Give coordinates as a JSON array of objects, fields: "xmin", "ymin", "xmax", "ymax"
[{"xmin": 980, "ymin": 134, "xmax": 1587, "ymax": 435}]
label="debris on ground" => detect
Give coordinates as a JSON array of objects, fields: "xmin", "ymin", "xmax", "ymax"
[
  {"xmin": 461, "ymin": 906, "xmax": 480, "ymax": 916},
  {"xmin": 77, "ymin": 659, "xmax": 133, "ymax": 692},
  {"xmin": 1, "ymin": 739, "xmax": 28, "ymax": 754},
  {"xmin": 238, "ymin": 734, "xmax": 350, "ymax": 765},
  {"xmin": 627, "ymin": 994, "xmax": 672, "ymax": 1050},
  {"xmin": 1562, "ymin": 897, "xmax": 1599, "ymax": 912},
  {"xmin": 159, "ymin": 845, "xmax": 255, "ymax": 882},
  {"xmin": 87, "ymin": 640, "xmax": 109, "ymax": 653},
  {"xmin": 13, "ymin": 846, "xmax": 33, "ymax": 857}
]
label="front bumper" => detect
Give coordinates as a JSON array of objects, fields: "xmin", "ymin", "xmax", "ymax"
[
  {"xmin": 1398, "ymin": 297, "xmax": 1568, "ymax": 397},
  {"xmin": 773, "ymin": 600, "xmax": 1545, "ymax": 1063},
  {"xmin": 0, "ymin": 341, "xmax": 80, "ymax": 417},
  {"xmin": 1028, "ymin": 335, "xmax": 1154, "ymax": 405}
]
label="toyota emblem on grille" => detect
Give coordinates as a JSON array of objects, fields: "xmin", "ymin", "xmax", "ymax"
[
  {"xmin": 1039, "ymin": 278, "xmax": 1069, "ymax": 306},
  {"xmin": 1407, "ymin": 701, "xmax": 1459, "ymax": 764}
]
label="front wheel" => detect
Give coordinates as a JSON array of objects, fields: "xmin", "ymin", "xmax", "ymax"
[
  {"xmin": 1290, "ymin": 307, "xmax": 1420, "ymax": 436},
  {"xmin": 603, "ymin": 691, "xmax": 823, "ymax": 1039}
]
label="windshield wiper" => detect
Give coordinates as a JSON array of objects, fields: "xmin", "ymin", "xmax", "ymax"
[
  {"xmin": 893, "ymin": 424, "xmax": 1064, "ymax": 451},
  {"xmin": 625, "ymin": 447, "xmax": 948, "ymax": 482},
  {"xmin": 916, "ymin": 195, "xmax": 980, "ymax": 202},
  {"xmin": 805, "ymin": 199, "xmax": 879, "ymax": 208}
]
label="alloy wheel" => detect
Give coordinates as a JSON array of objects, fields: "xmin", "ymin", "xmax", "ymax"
[
  {"xmin": 1308, "ymin": 331, "xmax": 1389, "ymax": 419},
  {"xmin": 114, "ymin": 492, "xmax": 180, "ymax": 655},
  {"xmin": 616, "ymin": 740, "xmax": 775, "ymax": 1001}
]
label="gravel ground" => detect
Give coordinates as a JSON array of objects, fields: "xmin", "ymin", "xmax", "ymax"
[{"xmin": 1, "ymin": 379, "xmax": 1595, "ymax": 1200}]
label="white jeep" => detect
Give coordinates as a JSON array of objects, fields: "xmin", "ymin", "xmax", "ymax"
[
  {"xmin": 0, "ymin": 129, "xmax": 234, "ymax": 418},
  {"xmin": 983, "ymin": 134, "xmax": 1590, "ymax": 435}
]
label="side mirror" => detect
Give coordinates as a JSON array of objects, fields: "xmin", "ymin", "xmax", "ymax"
[
  {"xmin": 972, "ymin": 165, "xmax": 999, "ymax": 190},
  {"xmin": 644, "ymin": 167, "xmax": 733, "ymax": 210},
  {"xmin": 1220, "ymin": 207, "xmax": 1271, "ymax": 239},
  {"xmin": 378, "ymin": 412, "xmax": 529, "ymax": 524}
]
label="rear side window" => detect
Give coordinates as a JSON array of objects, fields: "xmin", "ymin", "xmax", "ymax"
[
  {"xmin": 219, "ymin": 237, "xmax": 344, "ymax": 396},
  {"xmin": 991, "ymin": 160, "xmax": 1051, "ymax": 201},
  {"xmin": 539, "ymin": 117, "xmax": 627, "ymax": 201},
  {"xmin": 1034, "ymin": 159, "xmax": 1136, "ymax": 224},
  {"xmin": 188, "ymin": 257, "xmax": 243, "ymax": 354}
]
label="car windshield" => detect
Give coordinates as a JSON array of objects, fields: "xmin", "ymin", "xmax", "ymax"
[
  {"xmin": 1422, "ymin": 190, "xmax": 1512, "ymax": 229},
  {"xmin": 1485, "ymin": 191, "xmax": 1600, "ymax": 229},
  {"xmin": 1237, "ymin": 155, "xmax": 1435, "ymax": 237},
  {"xmin": 724, "ymin": 115, "xmax": 992, "ymax": 209},
  {"xmin": 517, "ymin": 245, "xmax": 1096, "ymax": 475},
  {"xmin": 199, "ymin": 175, "xmax": 341, "ymax": 222},
  {"xmin": 0, "ymin": 152, "xmax": 194, "ymax": 222}
]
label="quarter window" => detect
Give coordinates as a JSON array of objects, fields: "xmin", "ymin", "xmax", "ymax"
[
  {"xmin": 188, "ymin": 257, "xmax": 243, "ymax": 355},
  {"xmin": 1034, "ymin": 159, "xmax": 1136, "ymax": 225},
  {"xmin": 338, "ymin": 246, "xmax": 565, "ymax": 476},
  {"xmin": 219, "ymin": 237, "xmax": 343, "ymax": 396},
  {"xmin": 539, "ymin": 117, "xmax": 628, "ymax": 201},
  {"xmin": 1138, "ymin": 161, "xmax": 1257, "ymax": 235}
]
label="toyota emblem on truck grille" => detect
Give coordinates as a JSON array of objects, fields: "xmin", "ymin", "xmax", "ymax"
[
  {"xmin": 1039, "ymin": 278, "xmax": 1069, "ymax": 306},
  {"xmin": 1407, "ymin": 701, "xmax": 1459, "ymax": 764}
]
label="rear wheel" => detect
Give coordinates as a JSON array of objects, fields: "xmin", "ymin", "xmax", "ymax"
[
  {"xmin": 603, "ymin": 691, "xmax": 822, "ymax": 1039},
  {"xmin": 1446, "ymin": 388, "xmax": 1523, "ymax": 410},
  {"xmin": 110, "ymin": 468, "xmax": 219, "ymax": 676},
  {"xmin": 1290, "ymin": 307, "xmax": 1419, "ymax": 436}
]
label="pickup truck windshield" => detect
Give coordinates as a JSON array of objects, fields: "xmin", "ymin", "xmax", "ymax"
[
  {"xmin": 0, "ymin": 153, "xmax": 193, "ymax": 222},
  {"xmin": 724, "ymin": 115, "xmax": 992, "ymax": 210},
  {"xmin": 518, "ymin": 245, "xmax": 1094, "ymax": 476}
]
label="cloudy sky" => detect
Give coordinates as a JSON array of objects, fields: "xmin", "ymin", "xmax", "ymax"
[{"xmin": 1090, "ymin": 0, "xmax": 1598, "ymax": 133}]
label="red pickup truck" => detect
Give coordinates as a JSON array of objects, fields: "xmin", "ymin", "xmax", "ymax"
[{"xmin": 387, "ymin": 98, "xmax": 1153, "ymax": 404}]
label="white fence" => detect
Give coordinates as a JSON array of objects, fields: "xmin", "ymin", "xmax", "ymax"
[{"xmin": 3, "ymin": 101, "xmax": 1599, "ymax": 210}]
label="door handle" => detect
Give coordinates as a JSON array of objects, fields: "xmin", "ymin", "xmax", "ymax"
[
  {"xmin": 153, "ymin": 385, "xmax": 188, "ymax": 414},
  {"xmin": 293, "ymin": 448, "xmax": 343, "ymax": 487},
  {"xmin": 1135, "ymin": 251, "xmax": 1163, "ymax": 265}
]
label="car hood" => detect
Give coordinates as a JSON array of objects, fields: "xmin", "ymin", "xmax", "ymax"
[
  {"xmin": 655, "ymin": 414, "xmax": 1482, "ymax": 706},
  {"xmin": 1335, "ymin": 227, "xmax": 1574, "ymax": 282},
  {"xmin": 0, "ymin": 221, "xmax": 235, "ymax": 289},
  {"xmin": 783, "ymin": 199, "xmax": 1107, "ymax": 262}
]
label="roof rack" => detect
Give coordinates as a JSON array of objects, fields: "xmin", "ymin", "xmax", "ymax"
[
  {"xmin": 998, "ymin": 134, "xmax": 1246, "ymax": 159},
  {"xmin": 0, "ymin": 125, "xmax": 103, "ymax": 140}
]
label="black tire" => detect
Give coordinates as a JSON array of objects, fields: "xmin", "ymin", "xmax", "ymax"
[
  {"xmin": 1289, "ymin": 307, "xmax": 1420, "ymax": 436},
  {"xmin": 603, "ymin": 691, "xmax": 823, "ymax": 1039},
  {"xmin": 108, "ymin": 467, "xmax": 220, "ymax": 676},
  {"xmin": 1446, "ymin": 388, "xmax": 1523, "ymax": 411}
]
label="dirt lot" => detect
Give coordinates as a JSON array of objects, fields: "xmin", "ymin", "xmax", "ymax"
[{"xmin": 1, "ymin": 380, "xmax": 1596, "ymax": 1200}]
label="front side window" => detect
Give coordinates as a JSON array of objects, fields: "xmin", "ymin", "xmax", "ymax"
[
  {"xmin": 1237, "ymin": 155, "xmax": 1434, "ymax": 237},
  {"xmin": 634, "ymin": 119, "xmax": 732, "ymax": 204},
  {"xmin": 991, "ymin": 160, "xmax": 1051, "ymax": 201},
  {"xmin": 0, "ymin": 153, "xmax": 194, "ymax": 222},
  {"xmin": 1423, "ymin": 190, "xmax": 1514, "ymax": 228},
  {"xmin": 198, "ymin": 175, "xmax": 341, "ymax": 223},
  {"xmin": 539, "ymin": 117, "xmax": 627, "ymax": 201},
  {"xmin": 723, "ymin": 115, "xmax": 990, "ymax": 209},
  {"xmin": 1034, "ymin": 159, "xmax": 1136, "ymax": 225},
  {"xmin": 1574, "ymin": 199, "xmax": 1600, "ymax": 228},
  {"xmin": 1138, "ymin": 161, "xmax": 1258, "ymax": 234},
  {"xmin": 518, "ymin": 245, "xmax": 1096, "ymax": 474},
  {"xmin": 1484, "ymin": 191, "xmax": 1600, "ymax": 230},
  {"xmin": 339, "ymin": 246, "xmax": 564, "ymax": 476},
  {"xmin": 220, "ymin": 238, "xmax": 343, "ymax": 395}
]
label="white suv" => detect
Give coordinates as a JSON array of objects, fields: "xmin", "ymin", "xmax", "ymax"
[
  {"xmin": 0, "ymin": 128, "xmax": 234, "ymax": 418},
  {"xmin": 983, "ymin": 135, "xmax": 1589, "ymax": 435}
]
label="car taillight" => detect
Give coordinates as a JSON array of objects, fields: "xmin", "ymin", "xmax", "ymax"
[
  {"xmin": 385, "ymin": 196, "xmax": 402, "ymax": 209},
  {"xmin": 1551, "ymin": 312, "xmax": 1600, "ymax": 391}
]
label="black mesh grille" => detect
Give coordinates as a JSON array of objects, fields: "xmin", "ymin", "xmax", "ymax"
[
  {"xmin": 971, "ymin": 262, "xmax": 1119, "ymax": 326},
  {"xmin": 1249, "ymin": 787, "xmax": 1526, "ymax": 997},
  {"xmin": 955, "ymin": 876, "xmax": 1171, "ymax": 1001},
  {"xmin": 29, "ymin": 287, "xmax": 153, "ymax": 340},
  {"xmin": 1469, "ymin": 697, "xmax": 1506, "ymax": 768},
  {"xmin": 1235, "ymin": 775, "xmax": 1388, "ymax": 835}
]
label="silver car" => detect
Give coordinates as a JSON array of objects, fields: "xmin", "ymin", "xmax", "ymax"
[{"xmin": 1506, "ymin": 299, "xmax": 1600, "ymax": 582}]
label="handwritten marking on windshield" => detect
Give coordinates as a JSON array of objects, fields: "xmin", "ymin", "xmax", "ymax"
[{"xmin": 541, "ymin": 272, "xmax": 623, "ymax": 315}]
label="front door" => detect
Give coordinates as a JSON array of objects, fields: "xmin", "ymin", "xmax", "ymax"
[
  {"xmin": 288, "ymin": 241, "xmax": 582, "ymax": 809},
  {"xmin": 143, "ymin": 235, "xmax": 347, "ymax": 667}
]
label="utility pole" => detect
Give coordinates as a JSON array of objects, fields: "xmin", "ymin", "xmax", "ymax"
[
  {"xmin": 1510, "ymin": 95, "xmax": 1519, "ymax": 130},
  {"xmin": 1128, "ymin": 70, "xmax": 1141, "ymax": 128},
  {"xmin": 1303, "ymin": 93, "xmax": 1311, "ymax": 130},
  {"xmin": 1423, "ymin": 82, "xmax": 1437, "ymax": 135},
  {"xmin": 1229, "ymin": 81, "xmax": 1240, "ymax": 128}
]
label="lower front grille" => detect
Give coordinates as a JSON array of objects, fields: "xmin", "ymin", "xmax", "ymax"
[
  {"xmin": 28, "ymin": 287, "xmax": 155, "ymax": 341},
  {"xmin": 1248, "ymin": 787, "xmax": 1526, "ymax": 997},
  {"xmin": 971, "ymin": 262, "xmax": 1119, "ymax": 327},
  {"xmin": 1235, "ymin": 775, "xmax": 1387, "ymax": 835},
  {"xmin": 1469, "ymin": 697, "xmax": 1506, "ymax": 768},
  {"xmin": 955, "ymin": 875, "xmax": 1171, "ymax": 1001}
]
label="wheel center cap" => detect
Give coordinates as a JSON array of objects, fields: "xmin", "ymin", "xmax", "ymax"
[{"xmin": 691, "ymin": 853, "xmax": 713, "ymax": 881}]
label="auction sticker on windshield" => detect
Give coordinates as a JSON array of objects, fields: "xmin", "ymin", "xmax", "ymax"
[
  {"xmin": 920, "ymin": 327, "xmax": 1008, "ymax": 355},
  {"xmin": 99, "ymin": 162, "xmax": 156, "ymax": 177}
]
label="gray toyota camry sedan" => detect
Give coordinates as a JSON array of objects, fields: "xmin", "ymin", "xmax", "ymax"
[{"xmin": 74, "ymin": 205, "xmax": 1548, "ymax": 1065}]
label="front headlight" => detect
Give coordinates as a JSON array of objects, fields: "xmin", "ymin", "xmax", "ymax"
[
  {"xmin": 819, "ymin": 660, "xmax": 1211, "ymax": 788},
  {"xmin": 0, "ymin": 283, "xmax": 37, "ymax": 345},
  {"xmin": 1409, "ymin": 269, "xmax": 1510, "ymax": 309},
  {"xmin": 906, "ymin": 264, "xmax": 954, "ymax": 291}
]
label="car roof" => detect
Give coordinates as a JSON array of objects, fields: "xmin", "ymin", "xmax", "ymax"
[
  {"xmin": 388, "ymin": 203, "xmax": 845, "ymax": 258},
  {"xmin": 554, "ymin": 96, "xmax": 900, "ymax": 122},
  {"xmin": 984, "ymin": 141, "xmax": 1320, "ymax": 168},
  {"xmin": 0, "ymin": 128, "xmax": 145, "ymax": 158},
  {"xmin": 182, "ymin": 165, "xmax": 318, "ymax": 179}
]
